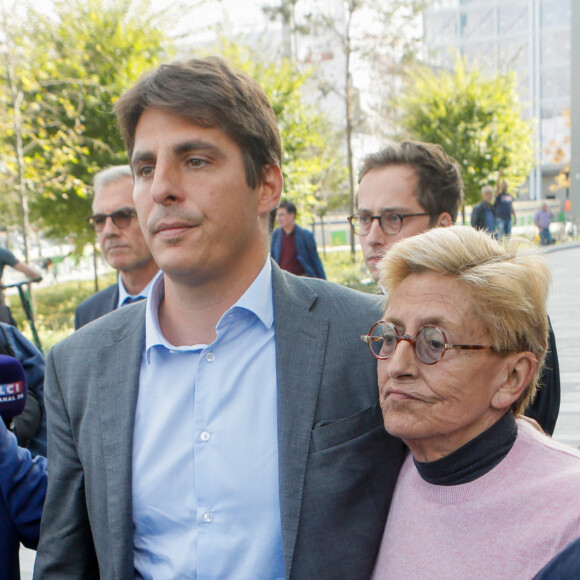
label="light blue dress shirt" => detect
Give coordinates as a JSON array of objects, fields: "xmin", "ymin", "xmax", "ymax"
[
  {"xmin": 132, "ymin": 260, "xmax": 284, "ymax": 579},
  {"xmin": 117, "ymin": 272, "xmax": 159, "ymax": 308}
]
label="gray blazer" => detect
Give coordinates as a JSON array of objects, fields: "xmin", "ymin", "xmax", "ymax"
[
  {"xmin": 74, "ymin": 283, "xmax": 119, "ymax": 330},
  {"xmin": 35, "ymin": 262, "xmax": 404, "ymax": 579}
]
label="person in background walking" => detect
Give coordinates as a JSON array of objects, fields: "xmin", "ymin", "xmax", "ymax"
[
  {"xmin": 470, "ymin": 185, "xmax": 496, "ymax": 235},
  {"xmin": 494, "ymin": 179, "xmax": 516, "ymax": 238},
  {"xmin": 270, "ymin": 200, "xmax": 326, "ymax": 279},
  {"xmin": 534, "ymin": 202, "xmax": 554, "ymax": 246}
]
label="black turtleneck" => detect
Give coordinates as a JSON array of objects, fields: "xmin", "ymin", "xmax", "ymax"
[{"xmin": 414, "ymin": 412, "xmax": 518, "ymax": 486}]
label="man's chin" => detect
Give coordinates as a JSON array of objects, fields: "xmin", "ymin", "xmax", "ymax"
[{"xmin": 364, "ymin": 260, "xmax": 381, "ymax": 284}]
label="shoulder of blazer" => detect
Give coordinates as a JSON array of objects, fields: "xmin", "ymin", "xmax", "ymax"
[{"xmin": 271, "ymin": 260, "xmax": 381, "ymax": 316}]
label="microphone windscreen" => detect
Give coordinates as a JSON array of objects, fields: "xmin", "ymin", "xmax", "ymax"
[{"xmin": 0, "ymin": 354, "xmax": 27, "ymax": 420}]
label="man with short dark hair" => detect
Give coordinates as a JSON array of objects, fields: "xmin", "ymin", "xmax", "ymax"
[
  {"xmin": 75, "ymin": 165, "xmax": 159, "ymax": 329},
  {"xmin": 271, "ymin": 200, "xmax": 326, "ymax": 279},
  {"xmin": 349, "ymin": 140, "xmax": 560, "ymax": 435},
  {"xmin": 350, "ymin": 140, "xmax": 461, "ymax": 283},
  {"xmin": 35, "ymin": 57, "xmax": 404, "ymax": 579}
]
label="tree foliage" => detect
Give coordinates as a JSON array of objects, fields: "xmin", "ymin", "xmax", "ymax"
[
  {"xmin": 392, "ymin": 58, "xmax": 535, "ymax": 206},
  {"xmin": 264, "ymin": 0, "xmax": 424, "ymax": 253},
  {"xmin": 0, "ymin": 0, "xmax": 170, "ymax": 253}
]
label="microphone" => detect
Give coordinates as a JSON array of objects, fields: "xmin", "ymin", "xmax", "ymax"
[{"xmin": 0, "ymin": 354, "xmax": 27, "ymax": 421}]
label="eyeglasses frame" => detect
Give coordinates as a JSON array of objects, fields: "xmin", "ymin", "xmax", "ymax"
[
  {"xmin": 347, "ymin": 211, "xmax": 432, "ymax": 236},
  {"xmin": 361, "ymin": 320, "xmax": 493, "ymax": 365},
  {"xmin": 87, "ymin": 208, "xmax": 138, "ymax": 232}
]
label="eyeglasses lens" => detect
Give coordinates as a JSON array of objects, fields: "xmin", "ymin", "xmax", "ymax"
[
  {"xmin": 415, "ymin": 326, "xmax": 446, "ymax": 364},
  {"xmin": 375, "ymin": 324, "xmax": 447, "ymax": 364},
  {"xmin": 89, "ymin": 210, "xmax": 134, "ymax": 232}
]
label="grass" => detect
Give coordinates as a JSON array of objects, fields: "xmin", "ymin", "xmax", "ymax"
[
  {"xmin": 321, "ymin": 248, "xmax": 378, "ymax": 294},
  {"xmin": 7, "ymin": 250, "xmax": 376, "ymax": 352},
  {"xmin": 8, "ymin": 273, "xmax": 117, "ymax": 352}
]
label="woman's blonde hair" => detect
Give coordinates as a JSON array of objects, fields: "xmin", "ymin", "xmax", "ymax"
[{"xmin": 378, "ymin": 226, "xmax": 550, "ymax": 414}]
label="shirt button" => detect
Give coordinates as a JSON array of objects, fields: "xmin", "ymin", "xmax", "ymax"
[
  {"xmin": 205, "ymin": 352, "xmax": 215, "ymax": 362},
  {"xmin": 200, "ymin": 431, "xmax": 211, "ymax": 441},
  {"xmin": 203, "ymin": 512, "xmax": 214, "ymax": 523}
]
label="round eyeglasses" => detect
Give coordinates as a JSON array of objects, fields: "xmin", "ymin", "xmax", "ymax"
[
  {"xmin": 347, "ymin": 211, "xmax": 431, "ymax": 236},
  {"xmin": 87, "ymin": 209, "xmax": 137, "ymax": 232},
  {"xmin": 361, "ymin": 321, "xmax": 493, "ymax": 365}
]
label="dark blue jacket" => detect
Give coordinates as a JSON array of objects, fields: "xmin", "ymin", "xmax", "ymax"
[
  {"xmin": 74, "ymin": 283, "xmax": 119, "ymax": 330},
  {"xmin": 1, "ymin": 323, "xmax": 47, "ymax": 457},
  {"xmin": 270, "ymin": 225, "xmax": 326, "ymax": 279},
  {"xmin": 533, "ymin": 536, "xmax": 580, "ymax": 579},
  {"xmin": 0, "ymin": 419, "xmax": 46, "ymax": 579}
]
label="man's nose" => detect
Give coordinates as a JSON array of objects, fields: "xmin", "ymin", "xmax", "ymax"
[
  {"xmin": 100, "ymin": 215, "xmax": 120, "ymax": 236},
  {"xmin": 150, "ymin": 161, "xmax": 182, "ymax": 205},
  {"xmin": 366, "ymin": 217, "xmax": 388, "ymax": 244}
]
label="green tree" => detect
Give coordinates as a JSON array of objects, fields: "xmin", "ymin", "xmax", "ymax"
[
  {"xmin": 392, "ymin": 58, "xmax": 535, "ymax": 206},
  {"xmin": 210, "ymin": 39, "xmax": 346, "ymax": 225},
  {"xmin": 264, "ymin": 0, "xmax": 424, "ymax": 256},
  {"xmin": 0, "ymin": 0, "xmax": 171, "ymax": 255}
]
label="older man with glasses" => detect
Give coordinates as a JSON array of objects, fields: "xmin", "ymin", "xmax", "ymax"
[
  {"xmin": 75, "ymin": 165, "xmax": 159, "ymax": 329},
  {"xmin": 348, "ymin": 140, "xmax": 561, "ymax": 436}
]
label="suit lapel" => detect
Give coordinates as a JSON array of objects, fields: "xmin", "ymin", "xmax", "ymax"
[
  {"xmin": 272, "ymin": 264, "xmax": 329, "ymax": 575},
  {"xmin": 96, "ymin": 307, "xmax": 145, "ymax": 576}
]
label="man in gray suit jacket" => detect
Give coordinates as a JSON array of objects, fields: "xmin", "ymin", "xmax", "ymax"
[
  {"xmin": 75, "ymin": 166, "xmax": 159, "ymax": 329},
  {"xmin": 35, "ymin": 57, "xmax": 405, "ymax": 579}
]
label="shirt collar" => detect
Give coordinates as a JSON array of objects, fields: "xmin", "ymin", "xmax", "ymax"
[
  {"xmin": 117, "ymin": 271, "xmax": 160, "ymax": 308},
  {"xmin": 145, "ymin": 260, "xmax": 273, "ymax": 358}
]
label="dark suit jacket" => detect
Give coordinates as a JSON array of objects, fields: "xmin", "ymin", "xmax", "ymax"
[
  {"xmin": 35, "ymin": 262, "xmax": 405, "ymax": 579},
  {"xmin": 74, "ymin": 284, "xmax": 119, "ymax": 330},
  {"xmin": 470, "ymin": 200, "xmax": 495, "ymax": 232},
  {"xmin": 271, "ymin": 225, "xmax": 326, "ymax": 279}
]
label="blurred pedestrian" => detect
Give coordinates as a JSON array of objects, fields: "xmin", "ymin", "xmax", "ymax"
[
  {"xmin": 270, "ymin": 200, "xmax": 326, "ymax": 279},
  {"xmin": 0, "ymin": 248, "xmax": 42, "ymax": 326},
  {"xmin": 494, "ymin": 179, "xmax": 516, "ymax": 238},
  {"xmin": 534, "ymin": 202, "xmax": 554, "ymax": 246},
  {"xmin": 470, "ymin": 185, "xmax": 496, "ymax": 235}
]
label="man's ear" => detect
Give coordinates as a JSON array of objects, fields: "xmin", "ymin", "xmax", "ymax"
[
  {"xmin": 491, "ymin": 352, "xmax": 537, "ymax": 411},
  {"xmin": 437, "ymin": 212, "xmax": 453, "ymax": 228},
  {"xmin": 258, "ymin": 164, "xmax": 283, "ymax": 216}
]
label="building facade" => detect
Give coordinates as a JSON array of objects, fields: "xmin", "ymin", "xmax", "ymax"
[{"xmin": 423, "ymin": 0, "xmax": 571, "ymax": 200}]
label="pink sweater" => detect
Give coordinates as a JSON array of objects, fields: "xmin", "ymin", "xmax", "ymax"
[{"xmin": 372, "ymin": 419, "xmax": 580, "ymax": 579}]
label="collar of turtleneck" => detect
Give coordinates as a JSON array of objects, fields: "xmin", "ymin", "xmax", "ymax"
[{"xmin": 413, "ymin": 412, "xmax": 517, "ymax": 486}]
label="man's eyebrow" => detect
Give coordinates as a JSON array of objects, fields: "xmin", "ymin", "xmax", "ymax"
[
  {"xmin": 131, "ymin": 139, "xmax": 226, "ymax": 167},
  {"xmin": 357, "ymin": 206, "xmax": 411, "ymax": 214},
  {"xmin": 173, "ymin": 139, "xmax": 225, "ymax": 158}
]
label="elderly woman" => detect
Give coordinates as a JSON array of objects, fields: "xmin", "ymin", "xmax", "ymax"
[{"xmin": 364, "ymin": 226, "xmax": 580, "ymax": 579}]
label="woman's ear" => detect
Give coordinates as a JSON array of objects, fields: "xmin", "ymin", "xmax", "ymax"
[{"xmin": 491, "ymin": 352, "xmax": 537, "ymax": 410}]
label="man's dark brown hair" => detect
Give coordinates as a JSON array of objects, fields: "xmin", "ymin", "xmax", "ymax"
[
  {"xmin": 114, "ymin": 56, "xmax": 282, "ymax": 189},
  {"xmin": 358, "ymin": 140, "xmax": 464, "ymax": 224}
]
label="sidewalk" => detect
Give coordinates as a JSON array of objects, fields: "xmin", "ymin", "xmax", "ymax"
[{"xmin": 545, "ymin": 243, "xmax": 580, "ymax": 446}]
